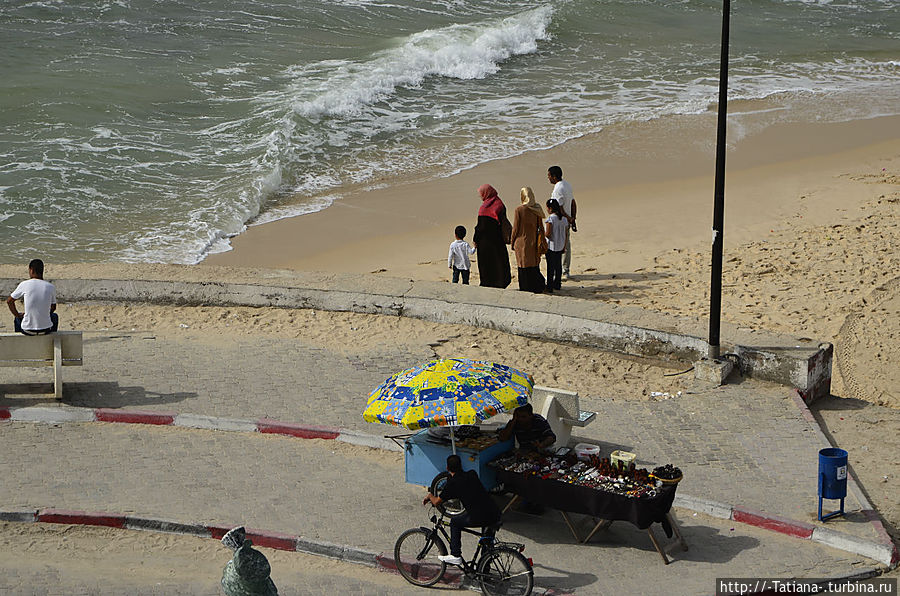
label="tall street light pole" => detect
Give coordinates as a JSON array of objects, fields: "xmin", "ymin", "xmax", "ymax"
[{"xmin": 708, "ymin": 0, "xmax": 731, "ymax": 360}]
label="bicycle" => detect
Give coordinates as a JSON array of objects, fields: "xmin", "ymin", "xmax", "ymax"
[{"xmin": 393, "ymin": 505, "xmax": 534, "ymax": 595}]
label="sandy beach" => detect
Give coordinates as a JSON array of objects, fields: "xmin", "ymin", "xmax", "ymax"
[
  {"xmin": 0, "ymin": 110, "xmax": 892, "ymax": 415},
  {"xmin": 194, "ymin": 111, "xmax": 895, "ymax": 541},
  {"xmin": 1, "ymin": 112, "xmax": 898, "ymax": 583},
  {"xmin": 206, "ymin": 113, "xmax": 900, "ymax": 283},
  {"xmin": 204, "ymin": 113, "xmax": 900, "ymax": 405},
  {"xmin": 4, "ymin": 0, "xmax": 899, "ymax": 587}
]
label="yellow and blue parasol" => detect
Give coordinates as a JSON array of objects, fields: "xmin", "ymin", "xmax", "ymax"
[{"xmin": 363, "ymin": 358, "xmax": 533, "ymax": 441}]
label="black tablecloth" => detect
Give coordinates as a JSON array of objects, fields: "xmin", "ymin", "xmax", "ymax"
[{"xmin": 496, "ymin": 468, "xmax": 677, "ymax": 529}]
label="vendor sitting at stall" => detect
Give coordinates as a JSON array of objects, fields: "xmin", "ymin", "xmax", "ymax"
[
  {"xmin": 498, "ymin": 403, "xmax": 557, "ymax": 451},
  {"xmin": 424, "ymin": 454, "xmax": 502, "ymax": 566}
]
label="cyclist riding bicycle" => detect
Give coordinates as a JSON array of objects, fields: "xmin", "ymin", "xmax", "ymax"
[{"xmin": 423, "ymin": 454, "xmax": 501, "ymax": 566}]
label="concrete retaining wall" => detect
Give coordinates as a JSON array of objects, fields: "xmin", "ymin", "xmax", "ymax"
[{"xmin": 0, "ymin": 273, "xmax": 831, "ymax": 398}]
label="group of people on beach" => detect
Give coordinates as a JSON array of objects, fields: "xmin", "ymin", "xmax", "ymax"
[
  {"xmin": 448, "ymin": 165, "xmax": 577, "ymax": 293},
  {"xmin": 8, "ymin": 170, "xmax": 575, "ymax": 334}
]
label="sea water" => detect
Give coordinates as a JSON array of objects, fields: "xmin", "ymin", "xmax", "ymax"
[{"xmin": 1, "ymin": 0, "xmax": 898, "ymax": 264}]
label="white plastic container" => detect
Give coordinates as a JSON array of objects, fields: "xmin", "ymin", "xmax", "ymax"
[
  {"xmin": 574, "ymin": 443, "xmax": 600, "ymax": 462},
  {"xmin": 610, "ymin": 450, "xmax": 636, "ymax": 469}
]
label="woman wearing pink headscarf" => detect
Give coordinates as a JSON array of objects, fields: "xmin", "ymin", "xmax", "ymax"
[{"xmin": 472, "ymin": 184, "xmax": 511, "ymax": 289}]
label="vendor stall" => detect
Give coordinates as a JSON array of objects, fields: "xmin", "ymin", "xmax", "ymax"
[
  {"xmin": 404, "ymin": 426, "xmax": 514, "ymax": 490},
  {"xmin": 362, "ymin": 358, "xmax": 533, "ymax": 491},
  {"xmin": 490, "ymin": 452, "xmax": 688, "ymax": 564}
]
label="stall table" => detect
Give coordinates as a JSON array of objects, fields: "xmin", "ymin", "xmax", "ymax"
[
  {"xmin": 404, "ymin": 429, "xmax": 513, "ymax": 490},
  {"xmin": 495, "ymin": 466, "xmax": 688, "ymax": 564}
]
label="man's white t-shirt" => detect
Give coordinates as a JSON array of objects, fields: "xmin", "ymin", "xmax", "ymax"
[
  {"xmin": 550, "ymin": 180, "xmax": 575, "ymax": 218},
  {"xmin": 11, "ymin": 279, "xmax": 56, "ymax": 331}
]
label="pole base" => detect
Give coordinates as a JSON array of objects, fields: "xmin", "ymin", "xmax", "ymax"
[{"xmin": 694, "ymin": 358, "xmax": 734, "ymax": 386}]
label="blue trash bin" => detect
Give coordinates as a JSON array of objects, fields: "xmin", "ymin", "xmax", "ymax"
[{"xmin": 818, "ymin": 447, "xmax": 848, "ymax": 521}]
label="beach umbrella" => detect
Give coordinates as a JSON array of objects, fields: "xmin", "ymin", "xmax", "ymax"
[{"xmin": 362, "ymin": 358, "xmax": 534, "ymax": 453}]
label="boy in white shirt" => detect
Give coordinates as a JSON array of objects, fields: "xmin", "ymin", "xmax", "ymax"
[
  {"xmin": 7, "ymin": 259, "xmax": 59, "ymax": 335},
  {"xmin": 448, "ymin": 225, "xmax": 476, "ymax": 285}
]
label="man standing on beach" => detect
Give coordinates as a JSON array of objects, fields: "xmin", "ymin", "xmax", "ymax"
[
  {"xmin": 548, "ymin": 166, "xmax": 576, "ymax": 280},
  {"xmin": 7, "ymin": 259, "xmax": 58, "ymax": 335}
]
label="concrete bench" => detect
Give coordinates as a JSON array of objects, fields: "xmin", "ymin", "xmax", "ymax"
[
  {"xmin": 0, "ymin": 331, "xmax": 83, "ymax": 398},
  {"xmin": 534, "ymin": 385, "xmax": 596, "ymax": 449}
]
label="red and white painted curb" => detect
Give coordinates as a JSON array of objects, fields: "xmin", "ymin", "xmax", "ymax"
[
  {"xmin": 790, "ymin": 390, "xmax": 900, "ymax": 568},
  {"xmin": 0, "ymin": 507, "xmax": 566, "ymax": 594},
  {"xmin": 671, "ymin": 391, "xmax": 900, "ymax": 567},
  {"xmin": 0, "ymin": 404, "xmax": 400, "ymax": 452},
  {"xmin": 673, "ymin": 492, "xmax": 897, "ymax": 567},
  {"xmin": 0, "ymin": 508, "xmax": 379, "ymax": 566},
  {"xmin": 1, "ymin": 395, "xmax": 897, "ymax": 567}
]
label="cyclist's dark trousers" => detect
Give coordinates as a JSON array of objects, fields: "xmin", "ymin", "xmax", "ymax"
[{"xmin": 450, "ymin": 513, "xmax": 495, "ymax": 557}]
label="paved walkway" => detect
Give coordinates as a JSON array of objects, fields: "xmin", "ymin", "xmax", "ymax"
[
  {"xmin": 2, "ymin": 331, "xmax": 432, "ymax": 431},
  {"xmin": 0, "ymin": 327, "xmax": 895, "ymax": 592},
  {"xmin": 1, "ymin": 331, "xmax": 883, "ymax": 542},
  {"xmin": 0, "ymin": 521, "xmax": 425, "ymax": 596},
  {"xmin": 0, "ymin": 421, "xmax": 881, "ymax": 595},
  {"xmin": 573, "ymin": 384, "xmax": 876, "ymax": 534}
]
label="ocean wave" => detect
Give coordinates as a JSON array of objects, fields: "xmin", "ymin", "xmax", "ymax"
[
  {"xmin": 250, "ymin": 194, "xmax": 338, "ymax": 227},
  {"xmin": 3, "ymin": 0, "xmax": 896, "ymax": 266},
  {"xmin": 289, "ymin": 6, "xmax": 553, "ymax": 118}
]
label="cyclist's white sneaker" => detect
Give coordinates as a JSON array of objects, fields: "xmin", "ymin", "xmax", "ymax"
[{"xmin": 438, "ymin": 554, "xmax": 464, "ymax": 565}]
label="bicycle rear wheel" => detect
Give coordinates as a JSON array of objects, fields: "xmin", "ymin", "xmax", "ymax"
[
  {"xmin": 394, "ymin": 528, "xmax": 448, "ymax": 587},
  {"xmin": 477, "ymin": 546, "xmax": 534, "ymax": 596}
]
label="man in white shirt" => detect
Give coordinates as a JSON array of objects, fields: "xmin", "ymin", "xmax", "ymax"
[
  {"xmin": 548, "ymin": 166, "xmax": 577, "ymax": 279},
  {"xmin": 7, "ymin": 259, "xmax": 58, "ymax": 335}
]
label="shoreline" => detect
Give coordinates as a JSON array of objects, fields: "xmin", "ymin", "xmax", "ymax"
[{"xmin": 203, "ymin": 112, "xmax": 900, "ymax": 281}]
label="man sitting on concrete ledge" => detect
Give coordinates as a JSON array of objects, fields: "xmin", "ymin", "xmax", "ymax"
[{"xmin": 7, "ymin": 259, "xmax": 59, "ymax": 336}]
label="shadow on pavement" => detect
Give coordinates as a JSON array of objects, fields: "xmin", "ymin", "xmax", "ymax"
[
  {"xmin": 530, "ymin": 563, "xmax": 597, "ymax": 592},
  {"xmin": 0, "ymin": 382, "xmax": 196, "ymax": 410},
  {"xmin": 501, "ymin": 509, "xmax": 759, "ymax": 565}
]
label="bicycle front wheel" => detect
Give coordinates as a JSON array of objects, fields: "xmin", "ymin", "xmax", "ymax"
[
  {"xmin": 394, "ymin": 527, "xmax": 448, "ymax": 587},
  {"xmin": 477, "ymin": 546, "xmax": 534, "ymax": 596}
]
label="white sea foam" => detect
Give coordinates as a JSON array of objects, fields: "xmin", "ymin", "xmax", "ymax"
[
  {"xmin": 251, "ymin": 194, "xmax": 338, "ymax": 227},
  {"xmin": 3, "ymin": 0, "xmax": 897, "ymax": 266},
  {"xmin": 91, "ymin": 127, "xmax": 115, "ymax": 138},
  {"xmin": 290, "ymin": 6, "xmax": 553, "ymax": 118}
]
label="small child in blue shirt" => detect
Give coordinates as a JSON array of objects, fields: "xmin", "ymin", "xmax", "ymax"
[{"xmin": 448, "ymin": 225, "xmax": 476, "ymax": 284}]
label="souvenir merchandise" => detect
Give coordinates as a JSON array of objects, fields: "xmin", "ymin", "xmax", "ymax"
[
  {"xmin": 491, "ymin": 451, "xmax": 682, "ymax": 500},
  {"xmin": 650, "ymin": 464, "xmax": 684, "ymax": 484},
  {"xmin": 454, "ymin": 428, "xmax": 503, "ymax": 451}
]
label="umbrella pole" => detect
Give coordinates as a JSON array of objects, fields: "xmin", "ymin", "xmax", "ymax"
[{"xmin": 451, "ymin": 426, "xmax": 456, "ymax": 455}]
